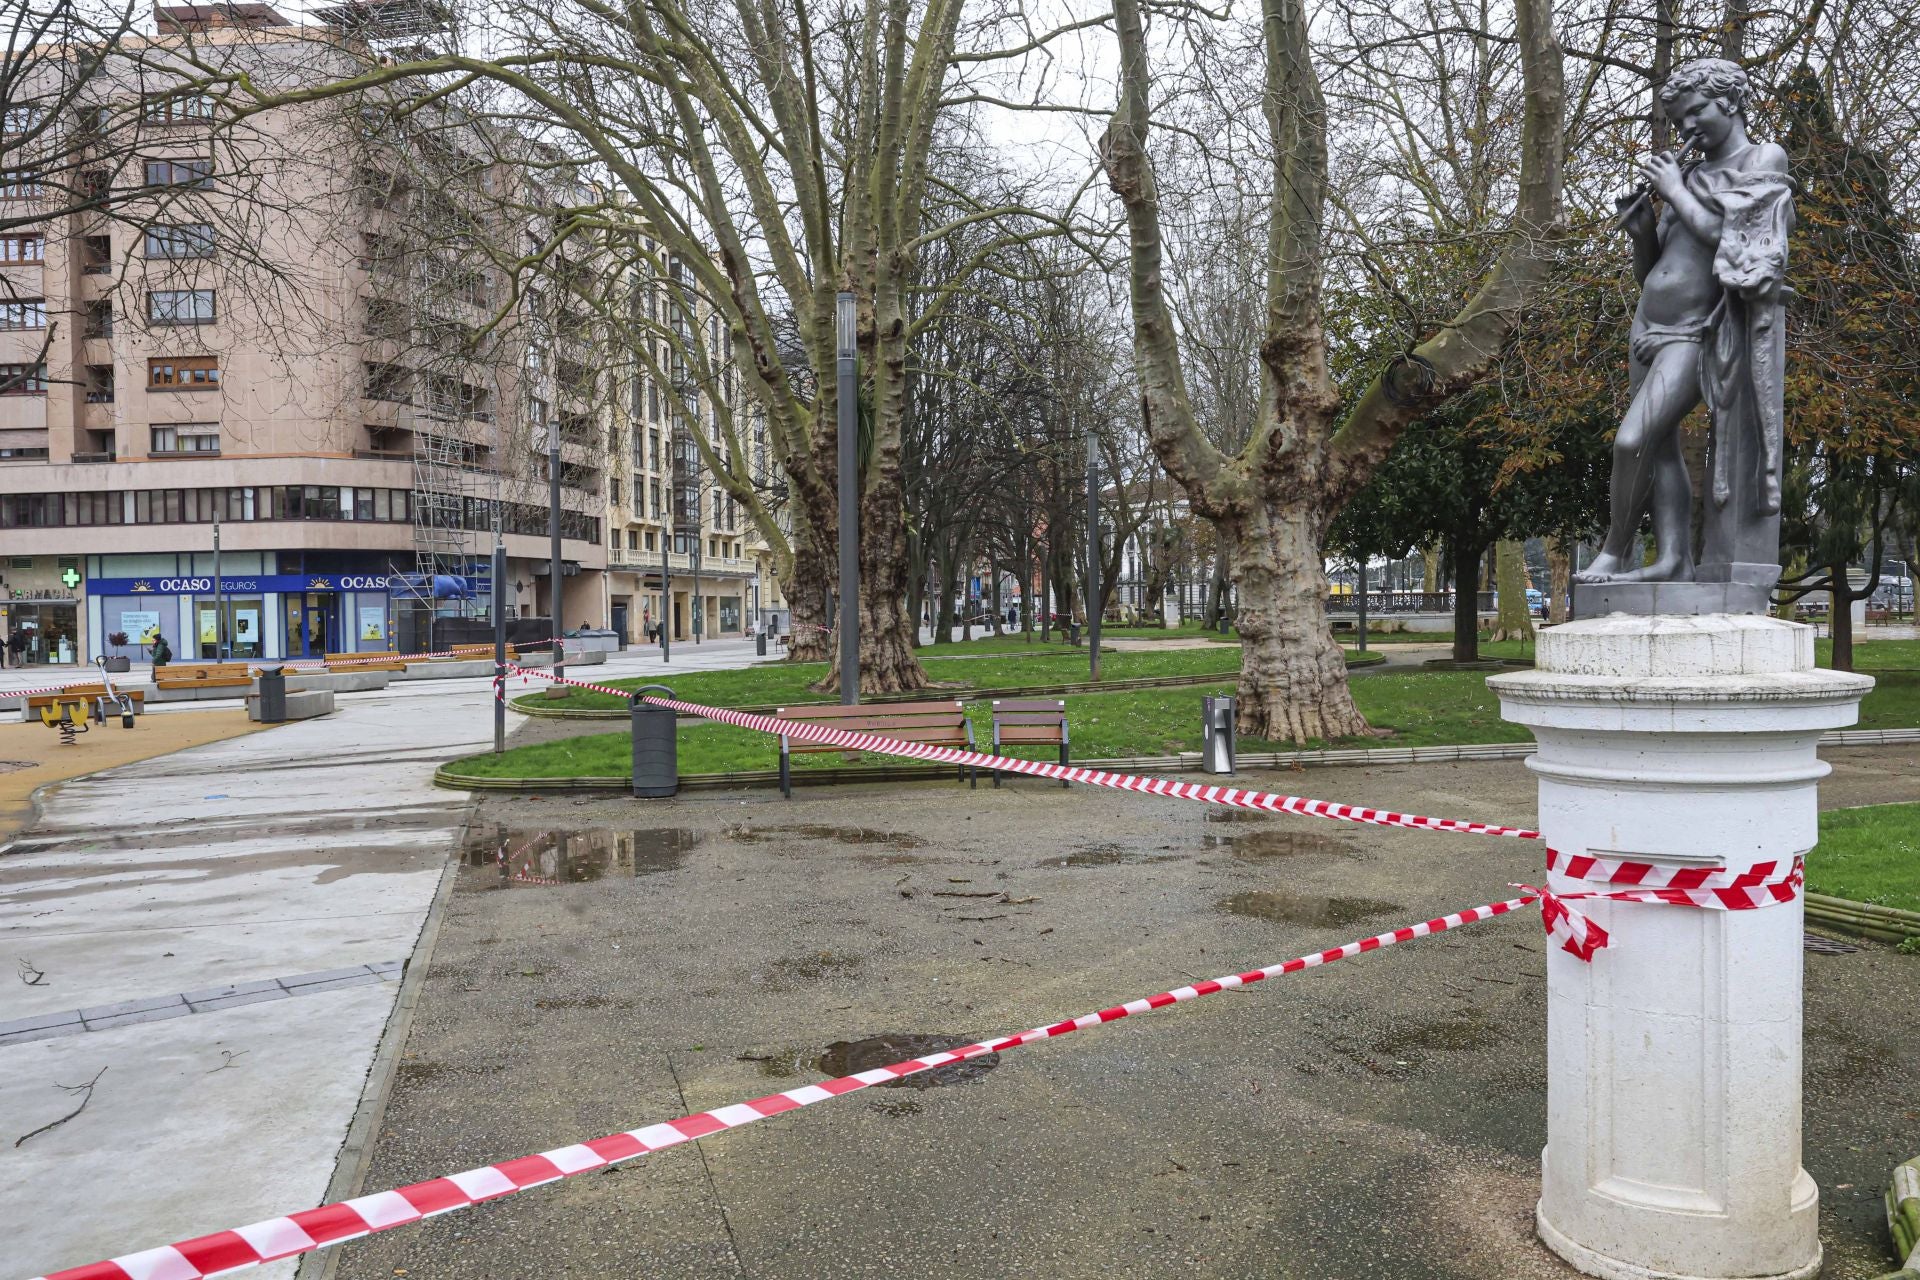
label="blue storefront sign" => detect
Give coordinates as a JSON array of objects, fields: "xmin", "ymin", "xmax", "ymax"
[{"xmin": 88, "ymin": 574, "xmax": 393, "ymax": 596}]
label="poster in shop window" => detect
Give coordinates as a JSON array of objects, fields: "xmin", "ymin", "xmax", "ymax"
[
  {"xmin": 198, "ymin": 609, "xmax": 217, "ymax": 645},
  {"xmin": 121, "ymin": 610, "xmax": 161, "ymax": 645},
  {"xmin": 235, "ymin": 609, "xmax": 258, "ymax": 642},
  {"xmin": 359, "ymin": 607, "xmax": 385, "ymax": 642}
]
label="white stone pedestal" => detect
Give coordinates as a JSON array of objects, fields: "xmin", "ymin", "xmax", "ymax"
[{"xmin": 1489, "ymin": 614, "xmax": 1872, "ymax": 1280}]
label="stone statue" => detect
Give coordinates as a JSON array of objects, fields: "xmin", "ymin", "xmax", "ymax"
[{"xmin": 1573, "ymin": 58, "xmax": 1795, "ymax": 613}]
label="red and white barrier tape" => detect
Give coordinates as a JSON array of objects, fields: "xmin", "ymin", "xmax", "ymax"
[
  {"xmin": 505, "ymin": 666, "xmax": 1543, "ymax": 841},
  {"xmin": 28, "ymin": 892, "xmax": 1541, "ymax": 1280},
  {"xmin": 29, "ymin": 669, "xmax": 1811, "ymax": 1279}
]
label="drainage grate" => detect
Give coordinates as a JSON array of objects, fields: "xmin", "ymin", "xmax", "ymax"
[{"xmin": 1803, "ymin": 932, "xmax": 1860, "ymax": 955}]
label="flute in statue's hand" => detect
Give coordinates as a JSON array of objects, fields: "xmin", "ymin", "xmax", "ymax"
[{"xmin": 1613, "ymin": 134, "xmax": 1699, "ymax": 231}]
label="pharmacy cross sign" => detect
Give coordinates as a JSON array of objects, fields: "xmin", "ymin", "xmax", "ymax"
[{"xmin": 60, "ymin": 567, "xmax": 81, "ymax": 588}]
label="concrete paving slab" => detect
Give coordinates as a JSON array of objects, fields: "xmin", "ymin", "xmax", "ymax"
[
  {"xmin": 327, "ymin": 745, "xmax": 1920, "ymax": 1280},
  {"xmin": 0, "ymin": 629, "xmax": 783, "ymax": 1277},
  {"xmin": 0, "ymin": 983, "xmax": 398, "ymax": 1280}
]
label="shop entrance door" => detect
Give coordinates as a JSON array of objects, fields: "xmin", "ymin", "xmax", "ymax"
[{"xmin": 284, "ymin": 593, "xmax": 341, "ymax": 657}]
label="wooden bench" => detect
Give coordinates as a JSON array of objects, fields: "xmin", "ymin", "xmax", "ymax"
[
  {"xmin": 324, "ymin": 650, "xmax": 408, "ymax": 671},
  {"xmin": 773, "ymin": 701, "xmax": 975, "ymax": 798},
  {"xmin": 990, "ymin": 699, "xmax": 1070, "ymax": 788},
  {"xmin": 153, "ymin": 661, "xmax": 252, "ymax": 690}
]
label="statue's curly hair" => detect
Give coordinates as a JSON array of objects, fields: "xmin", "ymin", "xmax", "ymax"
[{"xmin": 1659, "ymin": 57, "xmax": 1750, "ymax": 119}]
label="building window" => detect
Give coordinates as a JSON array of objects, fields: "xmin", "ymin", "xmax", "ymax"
[
  {"xmin": 1, "ymin": 362, "xmax": 48, "ymax": 394},
  {"xmin": 649, "ymin": 478, "xmax": 660, "ymax": 515},
  {"xmin": 364, "ymin": 363, "xmax": 410, "ymax": 403},
  {"xmin": 142, "ymin": 92, "xmax": 216, "ymax": 124},
  {"xmin": 0, "ymin": 171, "xmax": 42, "ymax": 199},
  {"xmin": 3, "ymin": 106, "xmax": 46, "ymax": 133},
  {"xmin": 0, "ymin": 299, "xmax": 45, "ymax": 330},
  {"xmin": 144, "ymin": 223, "xmax": 215, "ymax": 259},
  {"xmin": 0, "ymin": 234, "xmax": 43, "ymax": 263},
  {"xmin": 644, "ymin": 531, "xmax": 655, "ymax": 551},
  {"xmin": 85, "ymin": 299, "xmax": 113, "ymax": 337},
  {"xmin": 148, "ymin": 356, "xmax": 221, "ymax": 390},
  {"xmin": 148, "ymin": 289, "xmax": 217, "ymax": 325},
  {"xmin": 151, "ymin": 423, "xmax": 220, "ymax": 454},
  {"xmin": 143, "ymin": 158, "xmax": 213, "ymax": 189},
  {"xmin": 610, "ymin": 477, "xmax": 621, "ymax": 506},
  {"xmin": 81, "ymin": 235, "xmax": 111, "ymax": 273},
  {"xmin": 649, "ymin": 429, "xmax": 660, "ymax": 470},
  {"xmin": 84, "ymin": 366, "xmax": 113, "ymax": 402}
]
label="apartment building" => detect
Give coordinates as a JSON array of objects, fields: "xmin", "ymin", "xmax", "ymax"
[{"xmin": 0, "ymin": 4, "xmax": 775, "ymax": 666}]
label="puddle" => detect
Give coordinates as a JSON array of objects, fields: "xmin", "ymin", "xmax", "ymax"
[
  {"xmin": 1051, "ymin": 844, "xmax": 1178, "ymax": 868},
  {"xmin": 757, "ymin": 950, "xmax": 863, "ymax": 991},
  {"xmin": 461, "ymin": 825, "xmax": 702, "ymax": 884},
  {"xmin": 726, "ymin": 823, "xmax": 924, "ymax": 850},
  {"xmin": 1208, "ymin": 830, "xmax": 1354, "ymax": 860},
  {"xmin": 815, "ymin": 1033, "xmax": 1000, "ymax": 1089},
  {"xmin": 1203, "ymin": 809, "xmax": 1271, "ymax": 824},
  {"xmin": 1373, "ymin": 1016, "xmax": 1502, "ymax": 1054},
  {"xmin": 1219, "ymin": 890, "xmax": 1402, "ymax": 927}
]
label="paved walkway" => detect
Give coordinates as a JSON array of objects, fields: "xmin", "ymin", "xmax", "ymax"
[{"xmin": 0, "ymin": 636, "xmax": 779, "ymax": 1279}]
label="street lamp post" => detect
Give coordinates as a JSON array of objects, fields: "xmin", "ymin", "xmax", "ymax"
[
  {"xmin": 1086, "ymin": 430, "xmax": 1100, "ymax": 682},
  {"xmin": 548, "ymin": 433, "xmax": 566, "ymax": 684},
  {"xmin": 492, "ymin": 535, "xmax": 506, "ymax": 753},
  {"xmin": 212, "ymin": 517, "xmax": 224, "ymax": 659},
  {"xmin": 836, "ymin": 291, "xmax": 859, "ymax": 704}
]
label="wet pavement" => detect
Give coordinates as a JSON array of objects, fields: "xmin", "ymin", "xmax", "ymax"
[{"xmin": 334, "ymin": 744, "xmax": 1919, "ymax": 1280}]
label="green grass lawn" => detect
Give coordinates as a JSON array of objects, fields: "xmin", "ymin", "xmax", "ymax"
[
  {"xmin": 522, "ymin": 645, "xmax": 1245, "ymax": 712},
  {"xmin": 469, "ymin": 668, "xmax": 1532, "ymax": 780},
  {"xmin": 1807, "ymin": 802, "xmax": 1920, "ymax": 913},
  {"xmin": 1817, "ymin": 637, "xmax": 1920, "ymax": 669},
  {"xmin": 467, "ymin": 662, "xmax": 1920, "ymax": 782}
]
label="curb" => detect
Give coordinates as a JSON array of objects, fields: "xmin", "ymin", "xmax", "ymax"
[
  {"xmin": 1803, "ymin": 892, "xmax": 1920, "ymax": 947},
  {"xmin": 294, "ymin": 829, "xmax": 465, "ymax": 1280},
  {"xmin": 1881, "ymin": 1153, "xmax": 1920, "ymax": 1277},
  {"xmin": 432, "ymin": 726, "xmax": 1920, "ymax": 794}
]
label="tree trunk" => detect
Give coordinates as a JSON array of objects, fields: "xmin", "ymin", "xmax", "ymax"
[
  {"xmin": 1038, "ymin": 538, "xmax": 1051, "ymax": 641},
  {"xmin": 1230, "ymin": 507, "xmax": 1372, "ymax": 743},
  {"xmin": 988, "ymin": 548, "xmax": 1002, "ymax": 635},
  {"xmin": 1546, "ymin": 536, "xmax": 1571, "ymax": 624},
  {"xmin": 934, "ymin": 544, "xmax": 956, "ymax": 645},
  {"xmin": 1830, "ymin": 566, "xmax": 1853, "ymax": 672},
  {"xmin": 786, "ymin": 529, "xmax": 833, "ymax": 663},
  {"xmin": 1490, "ymin": 540, "xmax": 1535, "ymax": 643},
  {"xmin": 1451, "ymin": 536, "xmax": 1484, "ymax": 663},
  {"xmin": 1202, "ymin": 555, "xmax": 1229, "ymax": 627},
  {"xmin": 1422, "ymin": 544, "xmax": 1442, "ymax": 597}
]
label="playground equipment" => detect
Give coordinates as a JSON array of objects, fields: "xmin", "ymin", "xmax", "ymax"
[
  {"xmin": 39, "ymin": 697, "xmax": 89, "ymax": 745},
  {"xmin": 92, "ymin": 655, "xmax": 139, "ymax": 728}
]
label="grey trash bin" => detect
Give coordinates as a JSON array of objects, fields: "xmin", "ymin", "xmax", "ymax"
[
  {"xmin": 629, "ymin": 684, "xmax": 678, "ymax": 798},
  {"xmin": 756, "ymin": 630, "xmax": 767, "ymax": 656},
  {"xmin": 258, "ymin": 665, "xmax": 287, "ymax": 724}
]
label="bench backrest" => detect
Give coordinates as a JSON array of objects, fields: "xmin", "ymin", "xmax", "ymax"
[
  {"xmin": 774, "ymin": 700, "xmax": 969, "ymax": 747},
  {"xmin": 992, "ymin": 699, "xmax": 1068, "ymax": 744}
]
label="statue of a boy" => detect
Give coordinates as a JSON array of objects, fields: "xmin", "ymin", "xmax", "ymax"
[{"xmin": 1575, "ymin": 58, "xmax": 1794, "ymax": 592}]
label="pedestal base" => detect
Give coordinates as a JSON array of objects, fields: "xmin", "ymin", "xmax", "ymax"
[
  {"xmin": 1537, "ymin": 1197, "xmax": 1822, "ymax": 1280},
  {"xmin": 1572, "ymin": 580, "xmax": 1768, "ymax": 619},
  {"xmin": 1490, "ymin": 615, "xmax": 1872, "ymax": 1280}
]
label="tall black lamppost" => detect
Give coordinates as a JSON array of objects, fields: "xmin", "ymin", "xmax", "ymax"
[{"xmin": 836, "ymin": 291, "xmax": 859, "ymax": 704}]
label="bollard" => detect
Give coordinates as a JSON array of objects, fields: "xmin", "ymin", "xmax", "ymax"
[
  {"xmin": 629, "ymin": 684, "xmax": 678, "ymax": 798},
  {"xmin": 1201, "ymin": 695, "xmax": 1235, "ymax": 774},
  {"xmin": 257, "ymin": 665, "xmax": 287, "ymax": 724}
]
